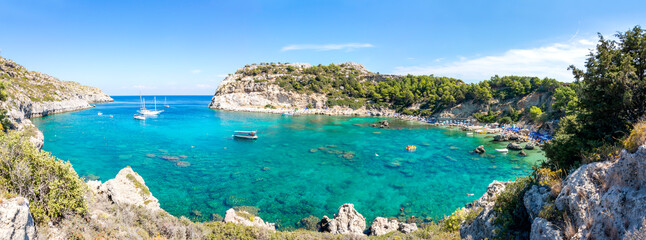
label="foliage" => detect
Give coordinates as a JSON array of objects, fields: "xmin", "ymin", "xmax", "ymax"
[
  {"xmin": 623, "ymin": 120, "xmax": 646, "ymax": 153},
  {"xmin": 532, "ymin": 168, "xmax": 564, "ymax": 187},
  {"xmin": 529, "ymin": 106, "xmax": 543, "ymax": 122},
  {"xmin": 546, "ymin": 26, "xmax": 646, "ymax": 170},
  {"xmin": 0, "ymin": 132, "xmax": 87, "ymax": 224},
  {"xmin": 538, "ymin": 203, "xmax": 562, "ymax": 222},
  {"xmin": 264, "ymin": 104, "xmax": 276, "ymax": 109},
  {"xmin": 441, "ymin": 207, "xmax": 482, "ymax": 232},
  {"xmin": 493, "ymin": 177, "xmax": 532, "ymax": 239},
  {"xmin": 473, "ymin": 108, "xmax": 499, "ymax": 123},
  {"xmin": 552, "ymin": 85, "xmax": 578, "ymax": 114}
]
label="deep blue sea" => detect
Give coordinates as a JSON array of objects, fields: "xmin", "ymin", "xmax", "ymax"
[{"xmin": 32, "ymin": 96, "xmax": 544, "ymax": 229}]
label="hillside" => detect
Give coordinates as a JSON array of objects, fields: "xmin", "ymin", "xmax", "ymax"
[
  {"xmin": 0, "ymin": 56, "xmax": 113, "ymax": 147},
  {"xmin": 209, "ymin": 62, "xmax": 564, "ymax": 128}
]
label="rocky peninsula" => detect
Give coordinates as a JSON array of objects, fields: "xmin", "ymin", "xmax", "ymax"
[{"xmin": 0, "ymin": 56, "xmax": 113, "ymax": 148}]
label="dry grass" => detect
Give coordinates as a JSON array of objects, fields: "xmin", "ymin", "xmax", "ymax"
[
  {"xmin": 563, "ymin": 213, "xmax": 576, "ymax": 239},
  {"xmin": 623, "ymin": 120, "xmax": 646, "ymax": 153},
  {"xmin": 625, "ymin": 219, "xmax": 646, "ymax": 240}
]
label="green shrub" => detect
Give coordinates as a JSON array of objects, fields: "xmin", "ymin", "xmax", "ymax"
[
  {"xmin": 493, "ymin": 177, "xmax": 532, "ymax": 239},
  {"xmin": 0, "ymin": 132, "xmax": 88, "ymax": 223},
  {"xmin": 441, "ymin": 207, "xmax": 482, "ymax": 232},
  {"xmin": 529, "ymin": 106, "xmax": 543, "ymax": 122},
  {"xmin": 264, "ymin": 104, "xmax": 276, "ymax": 109},
  {"xmin": 498, "ymin": 116, "xmax": 512, "ymax": 124}
]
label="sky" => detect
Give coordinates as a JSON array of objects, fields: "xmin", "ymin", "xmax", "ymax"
[{"xmin": 0, "ymin": 0, "xmax": 644, "ymax": 95}]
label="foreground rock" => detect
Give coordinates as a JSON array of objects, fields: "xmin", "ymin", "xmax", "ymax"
[
  {"xmin": 224, "ymin": 208, "xmax": 276, "ymax": 231},
  {"xmin": 91, "ymin": 167, "xmax": 162, "ymax": 212},
  {"xmin": 530, "ymin": 217, "xmax": 563, "ymax": 240},
  {"xmin": 369, "ymin": 217, "xmax": 418, "ymax": 236},
  {"xmin": 460, "ymin": 181, "xmax": 510, "ymax": 240},
  {"xmin": 318, "ymin": 204, "xmax": 366, "ymax": 235},
  {"xmin": 548, "ymin": 144, "xmax": 646, "ymax": 239},
  {"xmin": 523, "ymin": 185, "xmax": 550, "ymax": 222},
  {"xmin": 0, "ymin": 196, "xmax": 37, "ymax": 240}
]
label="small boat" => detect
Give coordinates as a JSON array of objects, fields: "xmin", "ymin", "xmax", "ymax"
[
  {"xmin": 282, "ymin": 112, "xmax": 293, "ymax": 116},
  {"xmin": 406, "ymin": 145, "xmax": 417, "ymax": 152},
  {"xmin": 466, "ymin": 132, "xmax": 474, "ymax": 135},
  {"xmin": 97, "ymin": 112, "xmax": 103, "ymax": 116},
  {"xmin": 495, "ymin": 148, "xmax": 508, "ymax": 153},
  {"xmin": 164, "ymin": 97, "xmax": 169, "ymax": 108},
  {"xmin": 233, "ymin": 131, "xmax": 258, "ymax": 140},
  {"xmin": 134, "ymin": 114, "xmax": 146, "ymax": 120}
]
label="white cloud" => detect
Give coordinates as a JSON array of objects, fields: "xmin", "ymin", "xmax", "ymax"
[
  {"xmin": 216, "ymin": 74, "xmax": 228, "ymax": 78},
  {"xmin": 195, "ymin": 84, "xmax": 213, "ymax": 89},
  {"xmin": 129, "ymin": 85, "xmax": 157, "ymax": 90},
  {"xmin": 393, "ymin": 38, "xmax": 596, "ymax": 82},
  {"xmin": 191, "ymin": 69, "xmax": 202, "ymax": 74},
  {"xmin": 281, "ymin": 43, "xmax": 374, "ymax": 51}
]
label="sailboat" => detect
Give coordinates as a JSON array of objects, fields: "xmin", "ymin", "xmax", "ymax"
[
  {"xmin": 164, "ymin": 97, "xmax": 169, "ymax": 108},
  {"xmin": 138, "ymin": 96, "xmax": 164, "ymax": 115}
]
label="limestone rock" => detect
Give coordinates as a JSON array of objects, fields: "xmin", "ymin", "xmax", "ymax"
[
  {"xmin": 224, "ymin": 208, "xmax": 276, "ymax": 231},
  {"xmin": 318, "ymin": 204, "xmax": 366, "ymax": 235},
  {"xmin": 525, "ymin": 142, "xmax": 536, "ymax": 150},
  {"xmin": 530, "ymin": 217, "xmax": 563, "ymax": 240},
  {"xmin": 549, "ymin": 144, "xmax": 646, "ymax": 239},
  {"xmin": 493, "ymin": 134, "xmax": 509, "ymax": 142},
  {"xmin": 369, "ymin": 217, "xmax": 418, "ymax": 236},
  {"xmin": 98, "ymin": 167, "xmax": 161, "ymax": 212},
  {"xmin": 460, "ymin": 181, "xmax": 510, "ymax": 240},
  {"xmin": 0, "ymin": 196, "xmax": 37, "ymax": 240},
  {"xmin": 507, "ymin": 142, "xmax": 523, "ymax": 150},
  {"xmin": 518, "ymin": 150, "xmax": 527, "ymax": 156},
  {"xmin": 474, "ymin": 145, "xmax": 485, "ymax": 154},
  {"xmin": 523, "ymin": 185, "xmax": 550, "ymax": 221}
]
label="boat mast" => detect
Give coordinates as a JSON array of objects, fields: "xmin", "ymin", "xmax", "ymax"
[{"xmin": 154, "ymin": 97, "xmax": 157, "ymax": 111}]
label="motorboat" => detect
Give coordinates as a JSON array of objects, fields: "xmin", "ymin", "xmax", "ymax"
[
  {"xmin": 134, "ymin": 114, "xmax": 146, "ymax": 120},
  {"xmin": 233, "ymin": 131, "xmax": 258, "ymax": 140},
  {"xmin": 495, "ymin": 148, "xmax": 509, "ymax": 153}
]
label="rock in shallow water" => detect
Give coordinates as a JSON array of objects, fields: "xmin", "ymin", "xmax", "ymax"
[{"xmin": 474, "ymin": 145, "xmax": 485, "ymax": 154}]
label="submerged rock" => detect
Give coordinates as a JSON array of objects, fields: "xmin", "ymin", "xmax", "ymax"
[
  {"xmin": 318, "ymin": 204, "xmax": 366, "ymax": 235},
  {"xmin": 224, "ymin": 208, "xmax": 276, "ymax": 231},
  {"xmin": 474, "ymin": 145, "xmax": 485, "ymax": 154},
  {"xmin": 160, "ymin": 156, "xmax": 180, "ymax": 161},
  {"xmin": 518, "ymin": 150, "xmax": 527, "ymax": 156},
  {"xmin": 369, "ymin": 217, "xmax": 418, "ymax": 236},
  {"xmin": 0, "ymin": 196, "xmax": 37, "ymax": 240},
  {"xmin": 176, "ymin": 161, "xmax": 191, "ymax": 167}
]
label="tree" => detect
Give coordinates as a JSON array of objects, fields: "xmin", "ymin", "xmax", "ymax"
[
  {"xmin": 529, "ymin": 106, "xmax": 543, "ymax": 122},
  {"xmin": 552, "ymin": 85, "xmax": 577, "ymax": 113}
]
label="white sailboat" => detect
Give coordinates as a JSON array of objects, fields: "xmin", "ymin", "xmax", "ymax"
[{"xmin": 138, "ymin": 96, "xmax": 164, "ymax": 115}]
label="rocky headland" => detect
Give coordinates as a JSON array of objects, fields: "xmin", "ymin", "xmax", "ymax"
[{"xmin": 0, "ymin": 56, "xmax": 113, "ymax": 148}]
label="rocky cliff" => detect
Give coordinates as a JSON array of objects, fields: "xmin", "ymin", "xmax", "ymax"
[
  {"xmin": 209, "ymin": 62, "xmax": 372, "ymax": 112},
  {"xmin": 0, "ymin": 56, "xmax": 113, "ymax": 147},
  {"xmin": 460, "ymin": 141, "xmax": 646, "ymax": 240}
]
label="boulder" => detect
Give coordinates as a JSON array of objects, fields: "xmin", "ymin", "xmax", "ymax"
[
  {"xmin": 523, "ymin": 185, "xmax": 550, "ymax": 221},
  {"xmin": 460, "ymin": 181, "xmax": 510, "ymax": 240},
  {"xmin": 0, "ymin": 196, "xmax": 37, "ymax": 240},
  {"xmin": 493, "ymin": 134, "xmax": 509, "ymax": 142},
  {"xmin": 98, "ymin": 167, "xmax": 162, "ymax": 212},
  {"xmin": 474, "ymin": 145, "xmax": 485, "ymax": 154},
  {"xmin": 530, "ymin": 218, "xmax": 563, "ymax": 240},
  {"xmin": 507, "ymin": 142, "xmax": 523, "ymax": 150},
  {"xmin": 525, "ymin": 142, "xmax": 536, "ymax": 150},
  {"xmin": 318, "ymin": 204, "xmax": 366, "ymax": 235},
  {"xmin": 369, "ymin": 217, "xmax": 418, "ymax": 236},
  {"xmin": 518, "ymin": 150, "xmax": 527, "ymax": 156},
  {"xmin": 224, "ymin": 208, "xmax": 275, "ymax": 231},
  {"xmin": 547, "ymin": 144, "xmax": 646, "ymax": 239}
]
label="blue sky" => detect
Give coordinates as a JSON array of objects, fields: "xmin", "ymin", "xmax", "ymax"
[{"xmin": 0, "ymin": 0, "xmax": 644, "ymax": 95}]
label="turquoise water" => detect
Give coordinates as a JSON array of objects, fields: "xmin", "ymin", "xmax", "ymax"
[{"xmin": 32, "ymin": 96, "xmax": 544, "ymax": 229}]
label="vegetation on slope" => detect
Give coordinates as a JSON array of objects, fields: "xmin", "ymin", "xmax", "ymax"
[
  {"xmin": 234, "ymin": 62, "xmax": 564, "ymax": 120},
  {"xmin": 544, "ymin": 25, "xmax": 646, "ymax": 171}
]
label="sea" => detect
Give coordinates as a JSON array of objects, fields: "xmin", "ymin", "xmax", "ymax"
[{"xmin": 31, "ymin": 95, "xmax": 544, "ymax": 229}]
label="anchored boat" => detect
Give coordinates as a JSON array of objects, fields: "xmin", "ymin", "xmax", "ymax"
[{"xmin": 233, "ymin": 131, "xmax": 258, "ymax": 140}]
